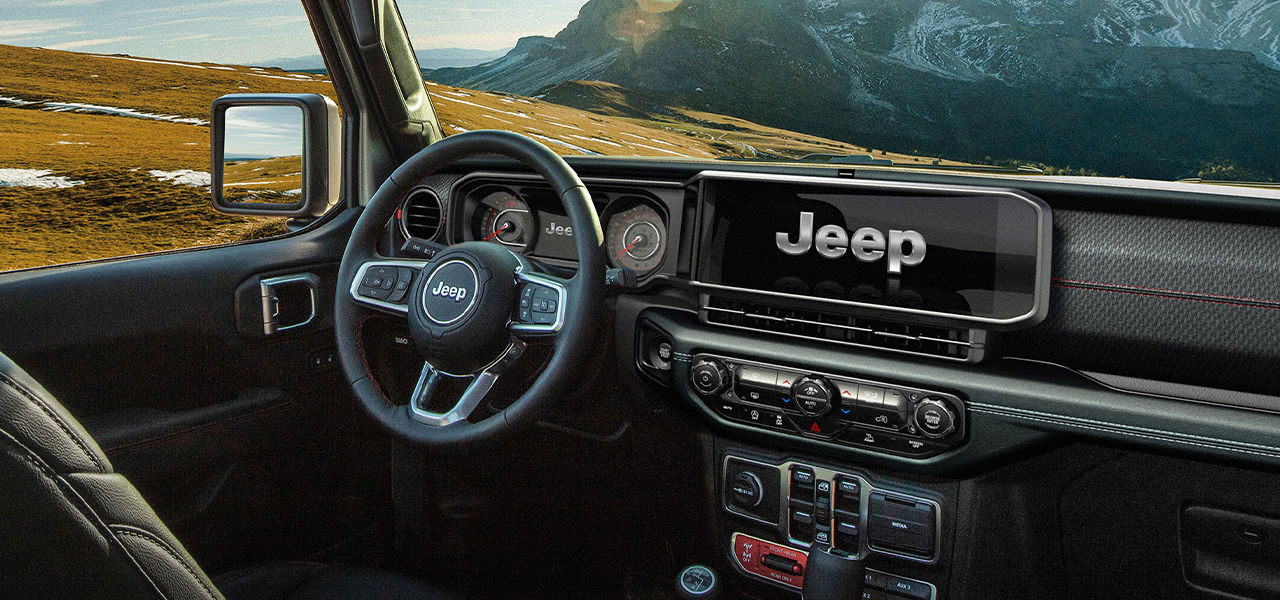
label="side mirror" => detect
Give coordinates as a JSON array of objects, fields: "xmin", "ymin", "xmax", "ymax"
[{"xmin": 211, "ymin": 93, "xmax": 340, "ymax": 219}]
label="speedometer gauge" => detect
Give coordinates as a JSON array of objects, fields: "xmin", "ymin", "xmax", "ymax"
[
  {"xmin": 606, "ymin": 204, "xmax": 666, "ymax": 275},
  {"xmin": 479, "ymin": 191, "xmax": 536, "ymax": 252}
]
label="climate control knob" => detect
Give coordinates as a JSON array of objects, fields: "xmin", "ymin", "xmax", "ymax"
[
  {"xmin": 690, "ymin": 359, "xmax": 730, "ymax": 396},
  {"xmin": 792, "ymin": 376, "xmax": 834, "ymax": 416},
  {"xmin": 913, "ymin": 398, "xmax": 956, "ymax": 438}
]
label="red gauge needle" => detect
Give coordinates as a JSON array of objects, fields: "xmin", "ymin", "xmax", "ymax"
[
  {"xmin": 484, "ymin": 222, "xmax": 510, "ymax": 242},
  {"xmin": 615, "ymin": 236, "xmax": 642, "ymax": 260}
]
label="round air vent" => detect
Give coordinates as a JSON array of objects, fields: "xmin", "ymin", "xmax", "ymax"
[{"xmin": 398, "ymin": 187, "xmax": 443, "ymax": 240}]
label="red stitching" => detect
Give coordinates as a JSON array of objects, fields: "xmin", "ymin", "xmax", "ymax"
[
  {"xmin": 1052, "ymin": 278, "xmax": 1280, "ymax": 305},
  {"xmin": 1053, "ymin": 282, "xmax": 1280, "ymax": 311}
]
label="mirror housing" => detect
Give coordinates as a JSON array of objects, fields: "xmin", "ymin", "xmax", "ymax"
[{"xmin": 211, "ymin": 93, "xmax": 340, "ymax": 218}]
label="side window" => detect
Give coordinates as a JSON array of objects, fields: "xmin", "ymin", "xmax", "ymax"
[{"xmin": 0, "ymin": 2, "xmax": 335, "ymax": 272}]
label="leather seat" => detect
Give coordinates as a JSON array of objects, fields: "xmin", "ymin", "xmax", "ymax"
[{"xmin": 0, "ymin": 351, "xmax": 456, "ymax": 600}]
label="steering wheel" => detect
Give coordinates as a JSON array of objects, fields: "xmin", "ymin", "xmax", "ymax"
[{"xmin": 334, "ymin": 130, "xmax": 605, "ymax": 447}]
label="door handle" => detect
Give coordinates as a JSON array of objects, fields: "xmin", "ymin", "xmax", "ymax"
[{"xmin": 260, "ymin": 273, "xmax": 320, "ymax": 335}]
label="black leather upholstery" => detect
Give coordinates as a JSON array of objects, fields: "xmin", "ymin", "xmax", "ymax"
[
  {"xmin": 0, "ymin": 352, "xmax": 454, "ymax": 599},
  {"xmin": 216, "ymin": 563, "xmax": 459, "ymax": 600}
]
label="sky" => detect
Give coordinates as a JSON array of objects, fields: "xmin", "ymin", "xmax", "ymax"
[
  {"xmin": 224, "ymin": 105, "xmax": 304, "ymax": 158},
  {"xmin": 0, "ymin": 0, "xmax": 589, "ymax": 65}
]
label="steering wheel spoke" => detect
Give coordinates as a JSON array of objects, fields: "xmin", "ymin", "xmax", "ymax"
[
  {"xmin": 510, "ymin": 271, "xmax": 570, "ymax": 337},
  {"xmin": 408, "ymin": 340, "xmax": 526, "ymax": 426},
  {"xmin": 349, "ymin": 258, "xmax": 431, "ymax": 315}
]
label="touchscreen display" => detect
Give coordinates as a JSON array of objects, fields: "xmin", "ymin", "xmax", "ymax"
[{"xmin": 696, "ymin": 178, "xmax": 1045, "ymax": 323}]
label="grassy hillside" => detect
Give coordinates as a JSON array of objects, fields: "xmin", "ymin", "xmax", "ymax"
[
  {"xmin": 0, "ymin": 43, "xmax": 954, "ymax": 271},
  {"xmin": 223, "ymin": 155, "xmax": 304, "ymax": 203}
]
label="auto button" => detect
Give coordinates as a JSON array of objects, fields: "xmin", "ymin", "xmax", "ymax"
[{"xmin": 791, "ymin": 376, "xmax": 834, "ymax": 416}]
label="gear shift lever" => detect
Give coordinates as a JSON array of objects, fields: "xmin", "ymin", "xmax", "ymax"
[{"xmin": 801, "ymin": 545, "xmax": 865, "ymax": 600}]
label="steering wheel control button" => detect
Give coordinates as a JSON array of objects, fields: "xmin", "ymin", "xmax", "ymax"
[
  {"xmin": 914, "ymin": 398, "xmax": 956, "ymax": 438},
  {"xmin": 690, "ymin": 359, "xmax": 729, "ymax": 396},
  {"xmin": 677, "ymin": 565, "xmax": 719, "ymax": 599},
  {"xmin": 792, "ymin": 376, "xmax": 834, "ymax": 416},
  {"xmin": 387, "ymin": 268, "xmax": 417, "ymax": 303},
  {"xmin": 357, "ymin": 266, "xmax": 397, "ymax": 300},
  {"xmin": 730, "ymin": 471, "xmax": 765, "ymax": 509}
]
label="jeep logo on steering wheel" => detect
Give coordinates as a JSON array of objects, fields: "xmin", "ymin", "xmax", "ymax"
[
  {"xmin": 431, "ymin": 280, "xmax": 468, "ymax": 302},
  {"xmin": 421, "ymin": 260, "xmax": 479, "ymax": 325}
]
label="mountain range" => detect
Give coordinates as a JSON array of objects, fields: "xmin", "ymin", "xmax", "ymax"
[
  {"xmin": 428, "ymin": 0, "xmax": 1280, "ymax": 180},
  {"xmin": 265, "ymin": 47, "xmax": 507, "ymax": 71}
]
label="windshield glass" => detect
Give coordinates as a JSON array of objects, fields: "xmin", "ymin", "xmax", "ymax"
[{"xmin": 407, "ymin": 0, "xmax": 1279, "ymax": 185}]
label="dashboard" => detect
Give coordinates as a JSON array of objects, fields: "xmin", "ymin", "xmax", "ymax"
[{"xmin": 372, "ymin": 156, "xmax": 1280, "ymax": 600}]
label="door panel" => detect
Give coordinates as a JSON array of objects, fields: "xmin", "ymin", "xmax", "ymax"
[{"xmin": 0, "ymin": 208, "xmax": 395, "ymax": 572}]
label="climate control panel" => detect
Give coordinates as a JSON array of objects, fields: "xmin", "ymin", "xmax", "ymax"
[{"xmin": 691, "ymin": 355, "xmax": 965, "ymax": 458}]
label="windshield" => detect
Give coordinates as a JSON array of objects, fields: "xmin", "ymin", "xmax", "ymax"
[
  {"xmin": 410, "ymin": 0, "xmax": 1280, "ymax": 186},
  {"xmin": 3, "ymin": 0, "xmax": 1276, "ymax": 188}
]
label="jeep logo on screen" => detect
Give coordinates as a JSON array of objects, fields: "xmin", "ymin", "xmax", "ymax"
[{"xmin": 776, "ymin": 212, "xmax": 926, "ymax": 274}]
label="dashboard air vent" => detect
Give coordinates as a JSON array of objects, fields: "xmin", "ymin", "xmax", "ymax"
[
  {"xmin": 701, "ymin": 295, "xmax": 984, "ymax": 362},
  {"xmin": 399, "ymin": 187, "xmax": 443, "ymax": 240}
]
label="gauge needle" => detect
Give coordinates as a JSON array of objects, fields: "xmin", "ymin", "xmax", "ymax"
[
  {"xmin": 615, "ymin": 236, "xmax": 642, "ymax": 260},
  {"xmin": 484, "ymin": 222, "xmax": 510, "ymax": 242}
]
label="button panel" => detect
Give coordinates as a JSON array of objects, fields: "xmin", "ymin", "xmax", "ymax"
[
  {"xmin": 730, "ymin": 531, "xmax": 937, "ymax": 598},
  {"xmin": 725, "ymin": 456, "xmax": 941, "ymax": 565},
  {"xmin": 697, "ymin": 354, "xmax": 965, "ymax": 459}
]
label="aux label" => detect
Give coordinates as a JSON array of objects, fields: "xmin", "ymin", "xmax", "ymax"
[
  {"xmin": 430, "ymin": 280, "xmax": 468, "ymax": 302},
  {"xmin": 776, "ymin": 212, "xmax": 926, "ymax": 275}
]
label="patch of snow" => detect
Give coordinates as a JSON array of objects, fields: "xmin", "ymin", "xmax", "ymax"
[
  {"xmin": 51, "ymin": 141, "xmax": 90, "ymax": 145},
  {"xmin": 43, "ymin": 102, "xmax": 208, "ymax": 125},
  {"xmin": 432, "ymin": 94, "xmax": 532, "ymax": 119},
  {"xmin": 527, "ymin": 133, "xmax": 599, "ymax": 155},
  {"xmin": 282, "ymin": 188, "xmax": 302, "ymax": 196},
  {"xmin": 0, "ymin": 169, "xmax": 84, "ymax": 189},
  {"xmin": 149, "ymin": 169, "xmax": 210, "ymax": 187},
  {"xmin": 0, "ymin": 96, "xmax": 35, "ymax": 106}
]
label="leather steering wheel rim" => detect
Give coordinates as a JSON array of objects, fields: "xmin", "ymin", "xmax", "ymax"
[{"xmin": 334, "ymin": 130, "xmax": 605, "ymax": 447}]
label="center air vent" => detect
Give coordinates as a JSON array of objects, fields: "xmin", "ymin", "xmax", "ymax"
[
  {"xmin": 398, "ymin": 187, "xmax": 443, "ymax": 240},
  {"xmin": 701, "ymin": 295, "xmax": 985, "ymax": 362}
]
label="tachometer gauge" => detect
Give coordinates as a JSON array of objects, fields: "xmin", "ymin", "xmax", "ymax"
[
  {"xmin": 479, "ymin": 191, "xmax": 536, "ymax": 251},
  {"xmin": 606, "ymin": 204, "xmax": 666, "ymax": 275}
]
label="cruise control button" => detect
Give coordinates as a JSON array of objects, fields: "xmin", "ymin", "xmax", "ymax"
[{"xmin": 358, "ymin": 285, "xmax": 391, "ymax": 300}]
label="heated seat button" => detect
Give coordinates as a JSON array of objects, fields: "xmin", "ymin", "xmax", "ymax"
[
  {"xmin": 790, "ymin": 466, "xmax": 816, "ymax": 500},
  {"xmin": 834, "ymin": 519, "xmax": 860, "ymax": 554},
  {"xmin": 790, "ymin": 506, "xmax": 815, "ymax": 543},
  {"xmin": 835, "ymin": 476, "xmax": 861, "ymax": 514}
]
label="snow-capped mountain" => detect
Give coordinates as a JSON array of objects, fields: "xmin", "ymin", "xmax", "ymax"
[{"xmin": 429, "ymin": 0, "xmax": 1280, "ymax": 179}]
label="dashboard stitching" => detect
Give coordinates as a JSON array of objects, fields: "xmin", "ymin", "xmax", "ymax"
[
  {"xmin": 1053, "ymin": 278, "xmax": 1280, "ymax": 305},
  {"xmin": 971, "ymin": 408, "xmax": 1280, "ymax": 459},
  {"xmin": 1053, "ymin": 281, "xmax": 1280, "ymax": 311},
  {"xmin": 970, "ymin": 401, "xmax": 1280, "ymax": 451}
]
